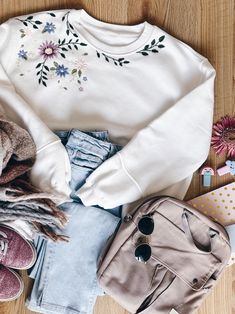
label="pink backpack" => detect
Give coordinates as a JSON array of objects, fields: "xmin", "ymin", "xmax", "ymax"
[{"xmin": 97, "ymin": 196, "xmax": 231, "ymax": 314}]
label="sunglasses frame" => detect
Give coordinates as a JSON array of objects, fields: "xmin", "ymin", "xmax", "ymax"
[{"xmin": 134, "ymin": 215, "xmax": 155, "ymax": 263}]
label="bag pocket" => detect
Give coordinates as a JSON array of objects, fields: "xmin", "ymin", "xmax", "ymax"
[
  {"xmin": 98, "ymin": 229, "xmax": 165, "ymax": 313},
  {"xmin": 150, "ymin": 211, "xmax": 221, "ymax": 291},
  {"xmin": 136, "ymin": 268, "xmax": 176, "ymax": 313}
]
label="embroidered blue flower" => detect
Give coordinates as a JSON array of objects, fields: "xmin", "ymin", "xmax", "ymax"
[
  {"xmin": 42, "ymin": 22, "xmax": 56, "ymax": 34},
  {"xmin": 83, "ymin": 76, "xmax": 87, "ymax": 81},
  {"xmin": 18, "ymin": 49, "xmax": 28, "ymax": 60},
  {"xmin": 55, "ymin": 64, "xmax": 69, "ymax": 77}
]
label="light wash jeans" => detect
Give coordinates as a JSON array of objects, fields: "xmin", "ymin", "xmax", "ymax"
[{"xmin": 27, "ymin": 130, "xmax": 122, "ymax": 314}]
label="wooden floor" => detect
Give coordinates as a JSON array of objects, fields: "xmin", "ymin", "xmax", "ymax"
[{"xmin": 0, "ymin": 0, "xmax": 235, "ymax": 313}]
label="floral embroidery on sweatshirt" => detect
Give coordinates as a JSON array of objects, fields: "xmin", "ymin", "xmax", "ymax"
[
  {"xmin": 15, "ymin": 11, "xmax": 166, "ymax": 89},
  {"xmin": 35, "ymin": 38, "xmax": 88, "ymax": 87}
]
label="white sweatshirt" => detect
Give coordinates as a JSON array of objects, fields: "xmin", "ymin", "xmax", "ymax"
[
  {"xmin": 0, "ymin": 9, "xmax": 234, "ymax": 252},
  {"xmin": 0, "ymin": 8, "xmax": 215, "ymax": 202}
]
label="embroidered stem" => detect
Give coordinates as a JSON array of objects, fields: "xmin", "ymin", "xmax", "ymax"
[
  {"xmin": 16, "ymin": 16, "xmax": 43, "ymax": 29},
  {"xmin": 96, "ymin": 51, "xmax": 130, "ymax": 66},
  {"xmin": 136, "ymin": 36, "xmax": 165, "ymax": 56},
  {"xmin": 62, "ymin": 11, "xmax": 79, "ymax": 37},
  {"xmin": 57, "ymin": 38, "xmax": 87, "ymax": 58},
  {"xmin": 36, "ymin": 60, "xmax": 49, "ymax": 87}
]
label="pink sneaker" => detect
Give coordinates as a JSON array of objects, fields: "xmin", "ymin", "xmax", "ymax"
[
  {"xmin": 0, "ymin": 224, "xmax": 36, "ymax": 270},
  {"xmin": 0, "ymin": 265, "xmax": 24, "ymax": 301}
]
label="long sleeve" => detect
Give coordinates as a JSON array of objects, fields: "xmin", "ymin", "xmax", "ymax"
[
  {"xmin": 78, "ymin": 59, "xmax": 216, "ymax": 208},
  {"xmin": 0, "ymin": 21, "xmax": 71, "ymax": 202}
]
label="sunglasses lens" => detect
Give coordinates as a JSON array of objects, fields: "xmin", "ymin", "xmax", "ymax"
[
  {"xmin": 135, "ymin": 244, "xmax": 151, "ymax": 262},
  {"xmin": 138, "ymin": 217, "xmax": 154, "ymax": 235}
]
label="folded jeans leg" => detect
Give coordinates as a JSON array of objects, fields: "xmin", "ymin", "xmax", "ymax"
[{"xmin": 27, "ymin": 130, "xmax": 122, "ymax": 314}]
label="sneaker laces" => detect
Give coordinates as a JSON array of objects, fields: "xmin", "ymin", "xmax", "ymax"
[{"xmin": 0, "ymin": 230, "xmax": 8, "ymax": 258}]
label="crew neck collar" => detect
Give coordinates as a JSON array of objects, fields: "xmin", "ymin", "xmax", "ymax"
[{"xmin": 71, "ymin": 9, "xmax": 154, "ymax": 55}]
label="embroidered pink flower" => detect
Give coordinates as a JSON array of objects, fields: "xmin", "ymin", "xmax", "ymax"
[
  {"xmin": 74, "ymin": 58, "xmax": 88, "ymax": 70},
  {"xmin": 39, "ymin": 41, "xmax": 59, "ymax": 59},
  {"xmin": 211, "ymin": 116, "xmax": 235, "ymax": 157}
]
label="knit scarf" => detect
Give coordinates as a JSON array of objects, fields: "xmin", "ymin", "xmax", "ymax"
[{"xmin": 0, "ymin": 110, "xmax": 68, "ymax": 241}]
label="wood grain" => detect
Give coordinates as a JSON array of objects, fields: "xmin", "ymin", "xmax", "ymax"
[{"xmin": 0, "ymin": 0, "xmax": 234, "ymax": 313}]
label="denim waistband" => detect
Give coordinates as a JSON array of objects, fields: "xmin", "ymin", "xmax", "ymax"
[
  {"xmin": 55, "ymin": 129, "xmax": 110, "ymax": 145},
  {"xmin": 55, "ymin": 129, "xmax": 121, "ymax": 171}
]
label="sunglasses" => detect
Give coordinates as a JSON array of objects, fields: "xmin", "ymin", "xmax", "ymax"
[{"xmin": 134, "ymin": 216, "xmax": 154, "ymax": 263}]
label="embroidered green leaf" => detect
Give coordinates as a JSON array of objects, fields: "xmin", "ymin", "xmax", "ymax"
[
  {"xmin": 80, "ymin": 43, "xmax": 87, "ymax": 46},
  {"xmin": 62, "ymin": 16, "xmax": 65, "ymax": 21},
  {"xmin": 20, "ymin": 29, "xmax": 24, "ymax": 33},
  {"xmin": 118, "ymin": 58, "xmax": 124, "ymax": 61},
  {"xmin": 69, "ymin": 23, "xmax": 74, "ymax": 30},
  {"xmin": 114, "ymin": 61, "xmax": 117, "ymax": 65},
  {"xmin": 58, "ymin": 39, "xmax": 61, "ymax": 44},
  {"xmin": 35, "ymin": 20, "xmax": 43, "ymax": 24},
  {"xmin": 60, "ymin": 53, "xmax": 66, "ymax": 58},
  {"xmin": 77, "ymin": 80, "xmax": 81, "ymax": 84},
  {"xmin": 123, "ymin": 61, "xmax": 130, "ymax": 64},
  {"xmin": 33, "ymin": 25, "xmax": 38, "ymax": 29},
  {"xmin": 144, "ymin": 44, "xmax": 149, "ymax": 49},
  {"xmin": 21, "ymin": 34, "xmax": 26, "ymax": 38},
  {"xmin": 53, "ymin": 62, "xmax": 59, "ymax": 67},
  {"xmin": 42, "ymin": 81, "xmax": 47, "ymax": 87},
  {"xmin": 43, "ymin": 71, "xmax": 47, "ymax": 75},
  {"xmin": 50, "ymin": 67, "xmax": 56, "ymax": 71},
  {"xmin": 68, "ymin": 45, "xmax": 72, "ymax": 49},
  {"xmin": 105, "ymin": 57, "xmax": 109, "ymax": 62},
  {"xmin": 71, "ymin": 69, "xmax": 77, "ymax": 74},
  {"xmin": 158, "ymin": 44, "xmax": 165, "ymax": 48},
  {"xmin": 23, "ymin": 22, "xmax": 28, "ymax": 26},
  {"xmin": 78, "ymin": 70, "xmax": 82, "ymax": 77},
  {"xmin": 62, "ymin": 47, "xmax": 68, "ymax": 51},
  {"xmin": 96, "ymin": 51, "xmax": 100, "ymax": 58},
  {"xmin": 152, "ymin": 49, "xmax": 159, "ymax": 53},
  {"xmin": 74, "ymin": 45, "xmax": 78, "ymax": 50},
  {"xmin": 151, "ymin": 39, "xmax": 156, "ymax": 45},
  {"xmin": 66, "ymin": 29, "xmax": 69, "ymax": 36},
  {"xmin": 27, "ymin": 16, "xmax": 33, "ymax": 20},
  {"xmin": 48, "ymin": 12, "xmax": 56, "ymax": 17},
  {"xmin": 62, "ymin": 39, "xmax": 66, "ymax": 44},
  {"xmin": 44, "ymin": 65, "xmax": 49, "ymax": 71},
  {"xmin": 36, "ymin": 63, "xmax": 42, "ymax": 68},
  {"xmin": 159, "ymin": 35, "xmax": 165, "ymax": 42},
  {"xmin": 141, "ymin": 52, "xmax": 149, "ymax": 56},
  {"xmin": 83, "ymin": 53, "xmax": 88, "ymax": 56},
  {"xmin": 74, "ymin": 33, "xmax": 79, "ymax": 38}
]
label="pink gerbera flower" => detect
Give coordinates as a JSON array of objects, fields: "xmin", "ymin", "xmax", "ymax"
[
  {"xmin": 211, "ymin": 115, "xmax": 235, "ymax": 157},
  {"xmin": 39, "ymin": 41, "xmax": 59, "ymax": 59}
]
